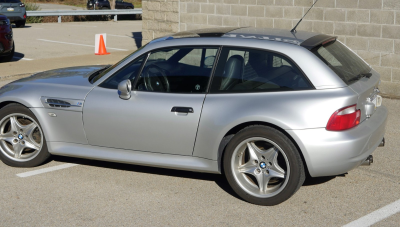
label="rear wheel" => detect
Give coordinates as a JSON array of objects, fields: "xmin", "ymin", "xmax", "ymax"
[
  {"xmin": 0, "ymin": 104, "xmax": 50, "ymax": 167},
  {"xmin": 0, "ymin": 42, "xmax": 14, "ymax": 62},
  {"xmin": 15, "ymin": 20, "xmax": 25, "ymax": 28},
  {"xmin": 223, "ymin": 125, "xmax": 305, "ymax": 206}
]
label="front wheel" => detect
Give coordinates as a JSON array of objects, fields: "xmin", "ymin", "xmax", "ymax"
[
  {"xmin": 223, "ymin": 125, "xmax": 305, "ymax": 206},
  {"xmin": 0, "ymin": 104, "xmax": 50, "ymax": 167},
  {"xmin": 0, "ymin": 42, "xmax": 14, "ymax": 62}
]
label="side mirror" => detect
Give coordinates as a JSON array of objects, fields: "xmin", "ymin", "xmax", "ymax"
[{"xmin": 118, "ymin": 79, "xmax": 131, "ymax": 100}]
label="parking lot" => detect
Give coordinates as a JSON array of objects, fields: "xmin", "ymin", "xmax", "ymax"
[
  {"xmin": 0, "ymin": 20, "xmax": 399, "ymax": 226},
  {"xmin": 11, "ymin": 20, "xmax": 142, "ymax": 61}
]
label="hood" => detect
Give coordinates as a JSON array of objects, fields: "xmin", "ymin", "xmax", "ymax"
[
  {"xmin": 0, "ymin": 65, "xmax": 109, "ymax": 108},
  {"xmin": 13, "ymin": 65, "xmax": 107, "ymax": 87}
]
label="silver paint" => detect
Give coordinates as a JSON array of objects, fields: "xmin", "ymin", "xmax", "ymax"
[{"xmin": 0, "ymin": 27, "xmax": 388, "ymax": 178}]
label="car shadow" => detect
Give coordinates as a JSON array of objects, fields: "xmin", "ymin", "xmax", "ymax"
[
  {"xmin": 11, "ymin": 25, "xmax": 30, "ymax": 28},
  {"xmin": 51, "ymin": 155, "xmax": 242, "ymax": 200},
  {"xmin": 9, "ymin": 52, "xmax": 25, "ymax": 62},
  {"xmin": 302, "ymin": 174, "xmax": 345, "ymax": 186},
  {"xmin": 131, "ymin": 32, "xmax": 142, "ymax": 49}
]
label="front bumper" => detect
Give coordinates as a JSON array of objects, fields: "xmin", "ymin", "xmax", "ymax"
[{"xmin": 287, "ymin": 105, "xmax": 388, "ymax": 177}]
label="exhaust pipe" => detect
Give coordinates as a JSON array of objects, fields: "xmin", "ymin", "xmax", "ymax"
[
  {"xmin": 361, "ymin": 155, "xmax": 373, "ymax": 166},
  {"xmin": 379, "ymin": 138, "xmax": 385, "ymax": 147}
]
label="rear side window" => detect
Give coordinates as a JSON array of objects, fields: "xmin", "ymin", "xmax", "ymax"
[
  {"xmin": 210, "ymin": 47, "xmax": 312, "ymax": 93},
  {"xmin": 311, "ymin": 40, "xmax": 371, "ymax": 85}
]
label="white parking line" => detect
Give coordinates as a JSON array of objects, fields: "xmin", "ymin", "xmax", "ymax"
[
  {"xmin": 37, "ymin": 39, "xmax": 129, "ymax": 51},
  {"xmin": 67, "ymin": 25, "xmax": 98, "ymax": 28},
  {"xmin": 13, "ymin": 56, "xmax": 33, "ymax": 61},
  {"xmin": 343, "ymin": 199, "xmax": 400, "ymax": 227},
  {"xmin": 16, "ymin": 163, "xmax": 79, "ymax": 178}
]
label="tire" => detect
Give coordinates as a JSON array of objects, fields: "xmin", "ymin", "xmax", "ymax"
[
  {"xmin": 223, "ymin": 125, "xmax": 305, "ymax": 206},
  {"xmin": 0, "ymin": 103, "xmax": 50, "ymax": 167},
  {"xmin": 15, "ymin": 20, "xmax": 25, "ymax": 28},
  {"xmin": 0, "ymin": 42, "xmax": 14, "ymax": 63}
]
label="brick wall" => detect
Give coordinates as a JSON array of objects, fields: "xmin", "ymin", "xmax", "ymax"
[{"xmin": 142, "ymin": 0, "xmax": 400, "ymax": 97}]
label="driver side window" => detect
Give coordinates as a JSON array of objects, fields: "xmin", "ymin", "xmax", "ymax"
[
  {"xmin": 100, "ymin": 55, "xmax": 146, "ymax": 89},
  {"xmin": 135, "ymin": 47, "xmax": 218, "ymax": 93}
]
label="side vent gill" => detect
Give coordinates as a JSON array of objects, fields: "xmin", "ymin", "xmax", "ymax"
[
  {"xmin": 41, "ymin": 97, "xmax": 84, "ymax": 111},
  {"xmin": 46, "ymin": 99, "xmax": 71, "ymax": 108}
]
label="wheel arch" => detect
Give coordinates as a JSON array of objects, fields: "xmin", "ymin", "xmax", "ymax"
[
  {"xmin": 0, "ymin": 101, "xmax": 28, "ymax": 110},
  {"xmin": 217, "ymin": 121, "xmax": 310, "ymax": 177}
]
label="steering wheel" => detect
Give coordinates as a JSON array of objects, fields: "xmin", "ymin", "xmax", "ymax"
[{"xmin": 142, "ymin": 64, "xmax": 170, "ymax": 92}]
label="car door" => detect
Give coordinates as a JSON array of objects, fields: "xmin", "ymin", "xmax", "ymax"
[
  {"xmin": 115, "ymin": 0, "xmax": 122, "ymax": 9},
  {"xmin": 83, "ymin": 46, "xmax": 219, "ymax": 156}
]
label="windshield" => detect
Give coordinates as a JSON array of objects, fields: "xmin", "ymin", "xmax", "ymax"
[
  {"xmin": 311, "ymin": 40, "xmax": 371, "ymax": 85},
  {"xmin": 91, "ymin": 44, "xmax": 147, "ymax": 83}
]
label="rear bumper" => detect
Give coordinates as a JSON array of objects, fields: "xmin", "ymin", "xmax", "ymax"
[
  {"xmin": 5, "ymin": 16, "xmax": 25, "ymax": 22},
  {"xmin": 286, "ymin": 105, "xmax": 388, "ymax": 177}
]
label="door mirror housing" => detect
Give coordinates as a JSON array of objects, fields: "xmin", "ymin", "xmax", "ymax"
[{"xmin": 118, "ymin": 79, "xmax": 132, "ymax": 100}]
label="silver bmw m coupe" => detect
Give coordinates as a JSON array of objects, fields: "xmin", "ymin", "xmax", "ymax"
[{"xmin": 0, "ymin": 27, "xmax": 387, "ymax": 205}]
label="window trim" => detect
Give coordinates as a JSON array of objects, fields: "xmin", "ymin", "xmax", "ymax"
[
  {"xmin": 132, "ymin": 45, "xmax": 222, "ymax": 94},
  {"xmin": 98, "ymin": 53, "xmax": 149, "ymax": 89},
  {"xmin": 208, "ymin": 46, "xmax": 315, "ymax": 94}
]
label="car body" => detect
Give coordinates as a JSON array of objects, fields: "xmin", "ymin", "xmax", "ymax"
[
  {"xmin": 0, "ymin": 14, "xmax": 14, "ymax": 62},
  {"xmin": 115, "ymin": 0, "xmax": 134, "ymax": 9},
  {"xmin": 87, "ymin": 0, "xmax": 110, "ymax": 10},
  {"xmin": 0, "ymin": 27, "xmax": 387, "ymax": 205},
  {"xmin": 0, "ymin": 0, "xmax": 26, "ymax": 27},
  {"xmin": 87, "ymin": 0, "xmax": 133, "ymax": 10}
]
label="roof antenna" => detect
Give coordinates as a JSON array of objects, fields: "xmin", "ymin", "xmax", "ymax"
[{"xmin": 291, "ymin": 0, "xmax": 319, "ymax": 33}]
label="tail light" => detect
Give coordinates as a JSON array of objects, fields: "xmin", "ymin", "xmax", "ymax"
[
  {"xmin": 326, "ymin": 104, "xmax": 361, "ymax": 131},
  {"xmin": 24, "ymin": 13, "xmax": 26, "ymax": 19},
  {"xmin": 20, "ymin": 3, "xmax": 25, "ymax": 7}
]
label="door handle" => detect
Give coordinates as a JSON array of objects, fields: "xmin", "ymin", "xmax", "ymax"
[{"xmin": 171, "ymin": 107, "xmax": 194, "ymax": 113}]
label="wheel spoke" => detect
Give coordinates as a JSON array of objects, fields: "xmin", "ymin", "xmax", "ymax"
[
  {"xmin": 268, "ymin": 169, "xmax": 285, "ymax": 179},
  {"xmin": 21, "ymin": 123, "xmax": 37, "ymax": 138},
  {"xmin": 12, "ymin": 142, "xmax": 24, "ymax": 158},
  {"xmin": 0, "ymin": 131, "xmax": 15, "ymax": 144},
  {"xmin": 246, "ymin": 142, "xmax": 262, "ymax": 161},
  {"xmin": 270, "ymin": 150, "xmax": 286, "ymax": 178},
  {"xmin": 9, "ymin": 116, "xmax": 22, "ymax": 132},
  {"xmin": 263, "ymin": 147, "xmax": 277, "ymax": 161},
  {"xmin": 23, "ymin": 140, "xmax": 40, "ymax": 151},
  {"xmin": 255, "ymin": 172, "xmax": 272, "ymax": 193},
  {"xmin": 238, "ymin": 161, "xmax": 258, "ymax": 175}
]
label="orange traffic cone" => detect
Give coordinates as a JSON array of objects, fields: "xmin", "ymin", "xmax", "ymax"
[{"xmin": 95, "ymin": 35, "xmax": 110, "ymax": 55}]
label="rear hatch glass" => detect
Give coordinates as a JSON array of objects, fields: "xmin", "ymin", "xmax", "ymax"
[
  {"xmin": 312, "ymin": 40, "xmax": 381, "ymax": 122},
  {"xmin": 311, "ymin": 40, "xmax": 371, "ymax": 85}
]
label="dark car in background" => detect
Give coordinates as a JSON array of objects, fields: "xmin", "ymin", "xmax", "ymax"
[
  {"xmin": 87, "ymin": 0, "xmax": 110, "ymax": 10},
  {"xmin": 0, "ymin": 0, "xmax": 26, "ymax": 28},
  {"xmin": 0, "ymin": 14, "xmax": 14, "ymax": 62},
  {"xmin": 87, "ymin": 0, "xmax": 134, "ymax": 10},
  {"xmin": 115, "ymin": 0, "xmax": 134, "ymax": 9}
]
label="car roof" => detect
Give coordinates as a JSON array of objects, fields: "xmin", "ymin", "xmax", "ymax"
[{"xmin": 151, "ymin": 27, "xmax": 335, "ymax": 50}]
